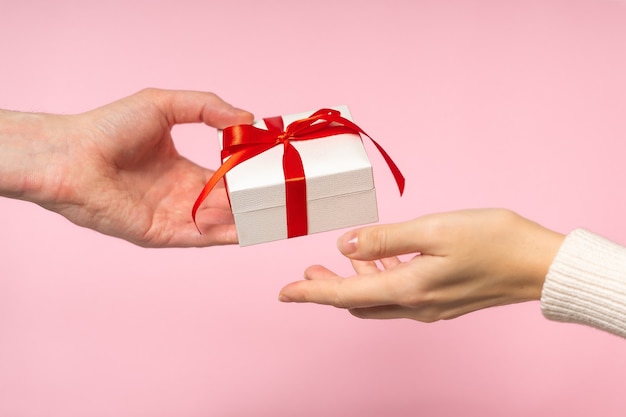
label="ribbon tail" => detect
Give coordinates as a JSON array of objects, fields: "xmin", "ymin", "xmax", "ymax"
[
  {"xmin": 365, "ymin": 136, "xmax": 406, "ymax": 195},
  {"xmin": 191, "ymin": 158, "xmax": 238, "ymax": 233}
]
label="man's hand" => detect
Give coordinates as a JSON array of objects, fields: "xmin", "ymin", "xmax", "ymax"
[{"xmin": 0, "ymin": 88, "xmax": 253, "ymax": 247}]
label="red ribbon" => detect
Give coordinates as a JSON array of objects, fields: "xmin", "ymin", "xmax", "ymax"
[{"xmin": 192, "ymin": 108, "xmax": 405, "ymax": 237}]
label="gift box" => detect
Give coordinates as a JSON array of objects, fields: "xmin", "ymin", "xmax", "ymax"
[{"xmin": 192, "ymin": 105, "xmax": 404, "ymax": 246}]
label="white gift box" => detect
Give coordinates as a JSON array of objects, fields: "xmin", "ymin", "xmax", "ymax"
[{"xmin": 220, "ymin": 105, "xmax": 379, "ymax": 246}]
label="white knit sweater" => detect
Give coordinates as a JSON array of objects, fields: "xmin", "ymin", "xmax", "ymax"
[{"xmin": 541, "ymin": 229, "xmax": 626, "ymax": 338}]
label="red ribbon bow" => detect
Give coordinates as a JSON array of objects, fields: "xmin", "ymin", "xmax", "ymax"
[{"xmin": 192, "ymin": 108, "xmax": 405, "ymax": 237}]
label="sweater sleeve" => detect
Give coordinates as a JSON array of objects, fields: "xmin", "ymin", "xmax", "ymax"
[{"xmin": 541, "ymin": 228, "xmax": 626, "ymax": 338}]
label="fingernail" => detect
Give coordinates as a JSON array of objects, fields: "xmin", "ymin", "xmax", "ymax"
[{"xmin": 338, "ymin": 232, "xmax": 358, "ymax": 255}]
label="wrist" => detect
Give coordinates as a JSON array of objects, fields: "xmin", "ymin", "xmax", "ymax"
[
  {"xmin": 485, "ymin": 210, "xmax": 565, "ymax": 304},
  {"xmin": 0, "ymin": 110, "xmax": 73, "ymax": 205},
  {"xmin": 517, "ymin": 217, "xmax": 566, "ymax": 300}
]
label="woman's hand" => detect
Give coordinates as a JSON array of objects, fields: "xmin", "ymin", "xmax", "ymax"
[{"xmin": 279, "ymin": 209, "xmax": 565, "ymax": 321}]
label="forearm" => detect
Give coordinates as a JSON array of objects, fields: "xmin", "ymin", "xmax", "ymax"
[
  {"xmin": 542, "ymin": 229, "xmax": 626, "ymax": 338},
  {"xmin": 0, "ymin": 109, "xmax": 72, "ymax": 204}
]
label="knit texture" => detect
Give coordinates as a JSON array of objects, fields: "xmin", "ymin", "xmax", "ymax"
[{"xmin": 541, "ymin": 229, "xmax": 626, "ymax": 338}]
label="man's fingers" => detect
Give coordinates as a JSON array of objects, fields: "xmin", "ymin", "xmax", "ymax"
[
  {"xmin": 146, "ymin": 88, "xmax": 254, "ymax": 128},
  {"xmin": 194, "ymin": 223, "xmax": 239, "ymax": 247}
]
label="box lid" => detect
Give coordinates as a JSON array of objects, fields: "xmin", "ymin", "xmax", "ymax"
[{"xmin": 220, "ymin": 105, "xmax": 375, "ymax": 214}]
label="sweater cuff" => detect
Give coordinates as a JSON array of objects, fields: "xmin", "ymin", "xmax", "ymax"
[{"xmin": 541, "ymin": 228, "xmax": 626, "ymax": 338}]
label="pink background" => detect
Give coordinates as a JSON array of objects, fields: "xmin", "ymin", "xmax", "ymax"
[{"xmin": 2, "ymin": 0, "xmax": 626, "ymax": 416}]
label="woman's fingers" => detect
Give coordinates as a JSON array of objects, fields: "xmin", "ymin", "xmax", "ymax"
[{"xmin": 280, "ymin": 269, "xmax": 400, "ymax": 309}]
